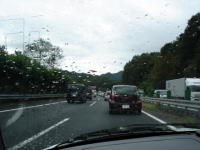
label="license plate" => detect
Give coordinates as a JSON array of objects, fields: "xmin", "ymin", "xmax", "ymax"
[
  {"xmin": 72, "ymin": 93, "xmax": 77, "ymax": 97},
  {"xmin": 122, "ymin": 105, "xmax": 130, "ymax": 109}
]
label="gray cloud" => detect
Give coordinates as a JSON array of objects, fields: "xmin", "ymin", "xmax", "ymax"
[{"xmin": 0, "ymin": 0, "xmax": 200, "ymax": 74}]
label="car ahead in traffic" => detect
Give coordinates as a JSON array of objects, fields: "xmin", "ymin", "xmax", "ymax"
[
  {"xmin": 66, "ymin": 84, "xmax": 87, "ymax": 103},
  {"xmin": 98, "ymin": 91, "xmax": 105, "ymax": 97},
  {"xmin": 92, "ymin": 90, "xmax": 97, "ymax": 98},
  {"xmin": 154, "ymin": 89, "xmax": 168, "ymax": 98},
  {"xmin": 85, "ymin": 87, "xmax": 93, "ymax": 100},
  {"xmin": 104, "ymin": 90, "xmax": 111, "ymax": 101},
  {"xmin": 109, "ymin": 85, "xmax": 142, "ymax": 114}
]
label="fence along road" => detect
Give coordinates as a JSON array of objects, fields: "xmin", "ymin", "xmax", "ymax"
[{"xmin": 142, "ymin": 97, "xmax": 200, "ymax": 116}]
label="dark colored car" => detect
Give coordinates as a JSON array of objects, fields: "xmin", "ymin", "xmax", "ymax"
[
  {"xmin": 85, "ymin": 87, "xmax": 93, "ymax": 100},
  {"xmin": 104, "ymin": 90, "xmax": 111, "ymax": 101},
  {"xmin": 66, "ymin": 84, "xmax": 87, "ymax": 103},
  {"xmin": 109, "ymin": 85, "xmax": 142, "ymax": 114}
]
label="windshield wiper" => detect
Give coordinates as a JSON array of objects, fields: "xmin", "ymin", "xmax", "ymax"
[
  {"xmin": 46, "ymin": 123, "xmax": 200, "ymax": 150},
  {"xmin": 48, "ymin": 124, "xmax": 173, "ymax": 150}
]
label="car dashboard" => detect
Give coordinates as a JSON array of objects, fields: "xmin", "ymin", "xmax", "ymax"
[{"xmin": 60, "ymin": 132, "xmax": 200, "ymax": 150}]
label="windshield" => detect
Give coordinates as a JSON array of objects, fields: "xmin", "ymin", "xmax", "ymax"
[
  {"xmin": 159, "ymin": 91, "xmax": 167, "ymax": 95},
  {"xmin": 114, "ymin": 86, "xmax": 137, "ymax": 95},
  {"xmin": 189, "ymin": 86, "xmax": 200, "ymax": 92},
  {"xmin": 1, "ymin": 0, "xmax": 200, "ymax": 150}
]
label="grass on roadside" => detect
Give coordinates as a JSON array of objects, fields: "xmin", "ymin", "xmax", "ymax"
[
  {"xmin": 143, "ymin": 102, "xmax": 200, "ymax": 124},
  {"xmin": 143, "ymin": 103, "xmax": 157, "ymax": 111}
]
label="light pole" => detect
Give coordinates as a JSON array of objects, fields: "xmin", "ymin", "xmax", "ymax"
[
  {"xmin": 4, "ymin": 32, "xmax": 23, "ymax": 50},
  {"xmin": 0, "ymin": 15, "xmax": 43, "ymax": 52},
  {"xmin": 0, "ymin": 18, "xmax": 25, "ymax": 51}
]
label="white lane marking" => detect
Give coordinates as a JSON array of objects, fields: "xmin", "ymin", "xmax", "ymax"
[
  {"xmin": 142, "ymin": 110, "xmax": 176, "ymax": 130},
  {"xmin": 5, "ymin": 108, "xmax": 23, "ymax": 127},
  {"xmin": 142, "ymin": 110, "xmax": 166, "ymax": 124},
  {"xmin": 89, "ymin": 101, "xmax": 97, "ymax": 107},
  {"xmin": 0, "ymin": 101, "xmax": 67, "ymax": 113},
  {"xmin": 7, "ymin": 117, "xmax": 70, "ymax": 150}
]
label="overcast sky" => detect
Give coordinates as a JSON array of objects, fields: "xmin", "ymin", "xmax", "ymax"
[{"xmin": 0, "ymin": 0, "xmax": 200, "ymax": 74}]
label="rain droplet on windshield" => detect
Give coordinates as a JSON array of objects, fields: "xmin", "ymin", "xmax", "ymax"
[
  {"xmin": 89, "ymin": 70, "xmax": 97, "ymax": 73},
  {"xmin": 52, "ymin": 81, "xmax": 59, "ymax": 84}
]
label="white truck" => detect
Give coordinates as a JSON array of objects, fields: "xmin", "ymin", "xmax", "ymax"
[
  {"xmin": 166, "ymin": 78, "xmax": 200, "ymax": 101},
  {"xmin": 154, "ymin": 89, "xmax": 168, "ymax": 98}
]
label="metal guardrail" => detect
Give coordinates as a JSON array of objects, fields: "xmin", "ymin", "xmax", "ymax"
[
  {"xmin": 142, "ymin": 97, "xmax": 200, "ymax": 113},
  {"xmin": 0, "ymin": 94, "xmax": 65, "ymax": 101}
]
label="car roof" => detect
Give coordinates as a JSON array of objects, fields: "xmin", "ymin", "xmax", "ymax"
[
  {"xmin": 68, "ymin": 84, "xmax": 85, "ymax": 86},
  {"xmin": 154, "ymin": 89, "xmax": 167, "ymax": 92},
  {"xmin": 112, "ymin": 85, "xmax": 137, "ymax": 88}
]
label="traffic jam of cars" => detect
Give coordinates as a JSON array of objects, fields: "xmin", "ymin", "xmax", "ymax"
[{"xmin": 66, "ymin": 84, "xmax": 142, "ymax": 114}]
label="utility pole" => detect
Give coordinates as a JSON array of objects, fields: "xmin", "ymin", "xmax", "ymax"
[
  {"xmin": 4, "ymin": 32, "xmax": 23, "ymax": 50},
  {"xmin": 0, "ymin": 15, "xmax": 43, "ymax": 52},
  {"xmin": 0, "ymin": 18, "xmax": 25, "ymax": 51}
]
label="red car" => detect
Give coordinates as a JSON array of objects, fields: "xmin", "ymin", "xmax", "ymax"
[{"xmin": 109, "ymin": 85, "xmax": 142, "ymax": 114}]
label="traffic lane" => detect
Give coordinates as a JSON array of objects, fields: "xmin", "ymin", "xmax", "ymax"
[
  {"xmin": 67, "ymin": 96, "xmax": 159, "ymax": 132},
  {"xmin": 20, "ymin": 96, "xmax": 160, "ymax": 150},
  {"xmin": 0, "ymin": 99, "xmax": 95, "ymax": 149},
  {"xmin": 0, "ymin": 98, "xmax": 67, "ymax": 112}
]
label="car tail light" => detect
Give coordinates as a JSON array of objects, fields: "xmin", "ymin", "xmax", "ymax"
[
  {"xmin": 136, "ymin": 95, "xmax": 140, "ymax": 100},
  {"xmin": 112, "ymin": 94, "xmax": 119, "ymax": 101},
  {"xmin": 136, "ymin": 95, "xmax": 142, "ymax": 103}
]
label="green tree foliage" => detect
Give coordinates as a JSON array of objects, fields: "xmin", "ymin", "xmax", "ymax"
[
  {"xmin": 0, "ymin": 46, "xmax": 71, "ymax": 94},
  {"xmin": 122, "ymin": 13, "xmax": 200, "ymax": 94},
  {"xmin": 0, "ymin": 45, "xmax": 118, "ymax": 94},
  {"xmin": 65, "ymin": 71, "xmax": 120, "ymax": 91},
  {"xmin": 24, "ymin": 38, "xmax": 63, "ymax": 68},
  {"xmin": 122, "ymin": 53, "xmax": 159, "ymax": 86}
]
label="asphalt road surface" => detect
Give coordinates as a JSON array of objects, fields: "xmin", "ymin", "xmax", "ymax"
[{"xmin": 0, "ymin": 96, "xmax": 160, "ymax": 150}]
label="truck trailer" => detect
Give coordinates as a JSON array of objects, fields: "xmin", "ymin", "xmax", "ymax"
[{"xmin": 166, "ymin": 78, "xmax": 200, "ymax": 100}]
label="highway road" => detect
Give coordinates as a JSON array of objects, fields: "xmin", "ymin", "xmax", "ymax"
[{"xmin": 0, "ymin": 96, "xmax": 161, "ymax": 150}]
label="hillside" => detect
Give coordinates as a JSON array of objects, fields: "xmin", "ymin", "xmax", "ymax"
[{"xmin": 101, "ymin": 71, "xmax": 123, "ymax": 81}]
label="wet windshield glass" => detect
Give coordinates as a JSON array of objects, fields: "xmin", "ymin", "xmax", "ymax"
[
  {"xmin": 0, "ymin": 0, "xmax": 200, "ymax": 150},
  {"xmin": 114, "ymin": 87, "xmax": 137, "ymax": 95},
  {"xmin": 160, "ymin": 91, "xmax": 167, "ymax": 95},
  {"xmin": 189, "ymin": 86, "xmax": 200, "ymax": 92}
]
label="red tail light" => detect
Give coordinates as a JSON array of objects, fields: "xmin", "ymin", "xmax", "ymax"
[
  {"xmin": 112, "ymin": 95, "xmax": 119, "ymax": 101},
  {"xmin": 136, "ymin": 95, "xmax": 140, "ymax": 101},
  {"xmin": 136, "ymin": 95, "xmax": 142, "ymax": 103}
]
